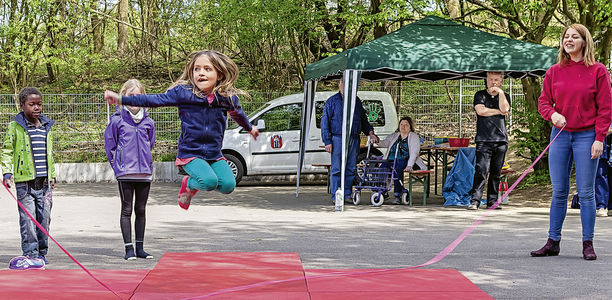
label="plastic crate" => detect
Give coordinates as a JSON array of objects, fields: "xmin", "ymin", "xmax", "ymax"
[{"xmin": 448, "ymin": 137, "xmax": 469, "ymax": 147}]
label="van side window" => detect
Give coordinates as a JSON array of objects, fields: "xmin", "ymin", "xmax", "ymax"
[
  {"xmin": 254, "ymin": 103, "xmax": 302, "ymax": 132},
  {"xmin": 315, "ymin": 99, "xmax": 385, "ymax": 128}
]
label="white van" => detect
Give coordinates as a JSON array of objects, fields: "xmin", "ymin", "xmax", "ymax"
[{"xmin": 222, "ymin": 91, "xmax": 398, "ymax": 183}]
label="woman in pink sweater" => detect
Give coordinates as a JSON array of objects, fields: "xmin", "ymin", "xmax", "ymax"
[{"xmin": 533, "ymin": 24, "xmax": 612, "ymax": 260}]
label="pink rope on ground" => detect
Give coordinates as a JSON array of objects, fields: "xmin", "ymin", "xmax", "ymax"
[
  {"xmin": 2, "ymin": 182, "xmax": 123, "ymax": 300},
  {"xmin": 189, "ymin": 126, "xmax": 566, "ymax": 299}
]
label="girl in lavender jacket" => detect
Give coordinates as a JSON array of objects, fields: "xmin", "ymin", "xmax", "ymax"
[{"xmin": 104, "ymin": 79, "xmax": 156, "ymax": 261}]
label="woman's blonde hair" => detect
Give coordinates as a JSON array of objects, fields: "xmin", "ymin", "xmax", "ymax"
[
  {"xmin": 558, "ymin": 24, "xmax": 596, "ymax": 67},
  {"xmin": 119, "ymin": 79, "xmax": 146, "ymax": 96},
  {"xmin": 172, "ymin": 50, "xmax": 249, "ymax": 99}
]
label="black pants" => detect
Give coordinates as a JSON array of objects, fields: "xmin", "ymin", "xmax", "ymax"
[
  {"xmin": 470, "ymin": 142, "xmax": 508, "ymax": 204},
  {"xmin": 118, "ymin": 181, "xmax": 151, "ymax": 244}
]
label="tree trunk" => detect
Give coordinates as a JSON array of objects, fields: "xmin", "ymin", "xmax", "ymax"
[
  {"xmin": 91, "ymin": 1, "xmax": 102, "ymax": 53},
  {"xmin": 370, "ymin": 0, "xmax": 386, "ymax": 39},
  {"xmin": 445, "ymin": 0, "xmax": 460, "ymax": 19},
  {"xmin": 597, "ymin": 29, "xmax": 611, "ymax": 66},
  {"xmin": 117, "ymin": 0, "xmax": 129, "ymax": 55},
  {"xmin": 45, "ymin": 62, "xmax": 55, "ymax": 83}
]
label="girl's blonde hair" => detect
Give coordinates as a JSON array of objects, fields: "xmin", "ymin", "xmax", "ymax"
[
  {"xmin": 172, "ymin": 50, "xmax": 249, "ymax": 99},
  {"xmin": 119, "ymin": 79, "xmax": 146, "ymax": 96},
  {"xmin": 558, "ymin": 24, "xmax": 596, "ymax": 67}
]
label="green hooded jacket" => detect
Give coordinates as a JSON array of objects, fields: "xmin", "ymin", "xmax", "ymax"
[{"xmin": 1, "ymin": 112, "xmax": 56, "ymax": 183}]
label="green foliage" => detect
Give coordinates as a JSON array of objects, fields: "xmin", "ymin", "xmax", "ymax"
[
  {"xmin": 510, "ymin": 105, "xmax": 551, "ymax": 165},
  {"xmin": 519, "ymin": 169, "xmax": 551, "ymax": 188}
]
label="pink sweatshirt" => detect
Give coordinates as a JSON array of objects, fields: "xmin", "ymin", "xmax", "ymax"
[{"xmin": 538, "ymin": 60, "xmax": 612, "ymax": 142}]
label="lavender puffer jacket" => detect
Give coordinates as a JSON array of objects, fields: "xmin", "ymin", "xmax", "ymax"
[{"xmin": 104, "ymin": 106, "xmax": 156, "ymax": 178}]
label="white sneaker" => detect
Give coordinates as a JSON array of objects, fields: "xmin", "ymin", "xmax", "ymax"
[{"xmin": 596, "ymin": 208, "xmax": 608, "ymax": 217}]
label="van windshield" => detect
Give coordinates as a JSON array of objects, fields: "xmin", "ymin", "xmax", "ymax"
[{"xmin": 227, "ymin": 103, "xmax": 271, "ymax": 130}]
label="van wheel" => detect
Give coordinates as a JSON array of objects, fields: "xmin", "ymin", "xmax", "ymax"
[{"xmin": 224, "ymin": 154, "xmax": 244, "ymax": 184}]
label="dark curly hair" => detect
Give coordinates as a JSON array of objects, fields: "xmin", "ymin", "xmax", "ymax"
[{"xmin": 18, "ymin": 87, "xmax": 42, "ymax": 105}]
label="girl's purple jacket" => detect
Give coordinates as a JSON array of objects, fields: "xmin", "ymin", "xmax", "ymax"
[{"xmin": 104, "ymin": 106, "xmax": 156, "ymax": 178}]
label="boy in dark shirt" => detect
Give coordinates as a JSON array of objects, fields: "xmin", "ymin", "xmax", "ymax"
[{"xmin": 467, "ymin": 72, "xmax": 510, "ymax": 210}]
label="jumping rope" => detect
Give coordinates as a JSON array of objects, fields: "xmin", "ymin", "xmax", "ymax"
[
  {"xmin": 187, "ymin": 125, "xmax": 568, "ymax": 299},
  {"xmin": 1, "ymin": 182, "xmax": 123, "ymax": 300},
  {"xmin": 2, "ymin": 126, "xmax": 566, "ymax": 300}
]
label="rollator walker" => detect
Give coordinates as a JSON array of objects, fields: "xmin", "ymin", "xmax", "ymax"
[{"xmin": 352, "ymin": 137, "xmax": 408, "ymax": 206}]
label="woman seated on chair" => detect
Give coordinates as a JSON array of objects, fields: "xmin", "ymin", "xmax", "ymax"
[{"xmin": 377, "ymin": 116, "xmax": 427, "ymax": 204}]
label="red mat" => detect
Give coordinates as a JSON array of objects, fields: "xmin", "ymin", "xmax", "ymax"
[
  {"xmin": 132, "ymin": 252, "xmax": 309, "ymax": 299},
  {"xmin": 0, "ymin": 253, "xmax": 492, "ymax": 299},
  {"xmin": 0, "ymin": 269, "xmax": 148, "ymax": 299},
  {"xmin": 305, "ymin": 269, "xmax": 493, "ymax": 300},
  {"xmin": 154, "ymin": 252, "xmax": 304, "ymax": 271}
]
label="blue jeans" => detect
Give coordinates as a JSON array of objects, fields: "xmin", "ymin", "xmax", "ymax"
[
  {"xmin": 183, "ymin": 158, "xmax": 236, "ymax": 194},
  {"xmin": 381, "ymin": 158, "xmax": 410, "ymax": 196},
  {"xmin": 330, "ymin": 134, "xmax": 360, "ymax": 198},
  {"xmin": 548, "ymin": 128, "xmax": 597, "ymax": 242},
  {"xmin": 15, "ymin": 179, "xmax": 52, "ymax": 257},
  {"xmin": 594, "ymin": 159, "xmax": 610, "ymax": 209}
]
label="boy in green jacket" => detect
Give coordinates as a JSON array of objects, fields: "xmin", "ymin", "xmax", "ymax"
[{"xmin": 1, "ymin": 87, "xmax": 56, "ymax": 269}]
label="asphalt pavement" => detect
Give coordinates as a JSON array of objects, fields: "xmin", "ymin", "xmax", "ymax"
[{"xmin": 1, "ymin": 182, "xmax": 611, "ymax": 299}]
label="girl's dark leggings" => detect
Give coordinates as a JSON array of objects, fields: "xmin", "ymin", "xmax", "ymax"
[{"xmin": 117, "ymin": 181, "xmax": 151, "ymax": 244}]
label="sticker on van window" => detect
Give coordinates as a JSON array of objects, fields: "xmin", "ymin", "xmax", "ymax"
[
  {"xmin": 366, "ymin": 103, "xmax": 381, "ymax": 122},
  {"xmin": 271, "ymin": 135, "xmax": 283, "ymax": 149}
]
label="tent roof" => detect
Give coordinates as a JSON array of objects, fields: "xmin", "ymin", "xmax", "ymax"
[{"xmin": 304, "ymin": 16, "xmax": 558, "ymax": 82}]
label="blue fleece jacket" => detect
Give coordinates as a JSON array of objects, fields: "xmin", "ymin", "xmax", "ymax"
[{"xmin": 120, "ymin": 85, "xmax": 252, "ymax": 161}]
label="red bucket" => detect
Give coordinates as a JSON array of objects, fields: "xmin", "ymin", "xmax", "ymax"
[{"xmin": 448, "ymin": 137, "xmax": 470, "ymax": 147}]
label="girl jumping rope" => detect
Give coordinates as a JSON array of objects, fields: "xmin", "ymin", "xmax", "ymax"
[
  {"xmin": 104, "ymin": 79, "xmax": 156, "ymax": 260},
  {"xmin": 104, "ymin": 50, "xmax": 259, "ymax": 210}
]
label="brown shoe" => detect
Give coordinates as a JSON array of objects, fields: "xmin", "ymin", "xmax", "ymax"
[
  {"xmin": 530, "ymin": 238, "xmax": 560, "ymax": 257},
  {"xmin": 582, "ymin": 240, "xmax": 597, "ymax": 260}
]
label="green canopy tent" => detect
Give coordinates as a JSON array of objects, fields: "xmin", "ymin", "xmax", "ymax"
[{"xmin": 296, "ymin": 16, "xmax": 558, "ymax": 207}]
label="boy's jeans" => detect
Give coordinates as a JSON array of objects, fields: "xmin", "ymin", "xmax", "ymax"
[
  {"xmin": 548, "ymin": 128, "xmax": 597, "ymax": 242},
  {"xmin": 15, "ymin": 178, "xmax": 52, "ymax": 257}
]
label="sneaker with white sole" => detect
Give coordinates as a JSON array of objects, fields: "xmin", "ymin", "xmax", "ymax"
[
  {"xmin": 596, "ymin": 208, "xmax": 608, "ymax": 217},
  {"xmin": 9, "ymin": 256, "xmax": 45, "ymax": 270},
  {"xmin": 38, "ymin": 255, "xmax": 49, "ymax": 265},
  {"xmin": 467, "ymin": 201, "xmax": 479, "ymax": 210}
]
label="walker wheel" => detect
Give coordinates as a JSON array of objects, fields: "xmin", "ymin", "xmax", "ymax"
[
  {"xmin": 401, "ymin": 193, "xmax": 409, "ymax": 205},
  {"xmin": 352, "ymin": 191, "xmax": 361, "ymax": 205},
  {"xmin": 371, "ymin": 192, "xmax": 384, "ymax": 207}
]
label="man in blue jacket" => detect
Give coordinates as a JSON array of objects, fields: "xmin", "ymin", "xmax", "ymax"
[{"xmin": 321, "ymin": 80, "xmax": 379, "ymax": 203}]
